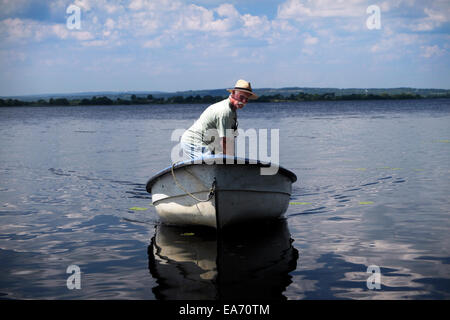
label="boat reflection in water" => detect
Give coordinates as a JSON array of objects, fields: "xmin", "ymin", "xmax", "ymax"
[{"xmin": 147, "ymin": 219, "xmax": 299, "ymax": 300}]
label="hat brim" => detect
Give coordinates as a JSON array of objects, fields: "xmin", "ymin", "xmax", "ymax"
[{"xmin": 227, "ymin": 88, "xmax": 258, "ymax": 99}]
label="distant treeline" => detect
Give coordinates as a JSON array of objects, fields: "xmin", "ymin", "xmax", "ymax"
[
  {"xmin": 255, "ymin": 92, "xmax": 447, "ymax": 102},
  {"xmin": 1, "ymin": 92, "xmax": 450, "ymax": 107}
]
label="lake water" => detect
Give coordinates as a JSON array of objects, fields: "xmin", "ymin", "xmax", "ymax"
[{"xmin": 0, "ymin": 99, "xmax": 449, "ymax": 300}]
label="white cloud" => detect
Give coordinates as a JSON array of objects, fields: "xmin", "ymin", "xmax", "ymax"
[
  {"xmin": 271, "ymin": 19, "xmax": 295, "ymax": 33},
  {"xmin": 277, "ymin": 0, "xmax": 312, "ymax": 19},
  {"xmin": 409, "ymin": 1, "xmax": 450, "ymax": 31},
  {"xmin": 421, "ymin": 45, "xmax": 445, "ymax": 58},
  {"xmin": 176, "ymin": 4, "xmax": 218, "ymax": 32},
  {"xmin": 0, "ymin": 18, "xmax": 97, "ymax": 43},
  {"xmin": 370, "ymin": 33, "xmax": 419, "ymax": 53},
  {"xmin": 0, "ymin": 0, "xmax": 29, "ymax": 16},
  {"xmin": 128, "ymin": 0, "xmax": 181, "ymax": 12},
  {"xmin": 241, "ymin": 14, "xmax": 271, "ymax": 38},
  {"xmin": 74, "ymin": 0, "xmax": 92, "ymax": 12},
  {"xmin": 304, "ymin": 34, "xmax": 318, "ymax": 45},
  {"xmin": 379, "ymin": 0, "xmax": 416, "ymax": 12},
  {"xmin": 275, "ymin": 0, "xmax": 371, "ymax": 37},
  {"xmin": 0, "ymin": 1, "xmax": 290, "ymax": 50},
  {"xmin": 116, "ymin": 11, "xmax": 160, "ymax": 36},
  {"xmin": 128, "ymin": 0, "xmax": 145, "ymax": 10},
  {"xmin": 51, "ymin": 24, "xmax": 94, "ymax": 41},
  {"xmin": 72, "ymin": 31, "xmax": 94, "ymax": 40},
  {"xmin": 1, "ymin": 18, "xmax": 31, "ymax": 39},
  {"xmin": 104, "ymin": 2, "xmax": 122, "ymax": 14},
  {"xmin": 143, "ymin": 37, "xmax": 163, "ymax": 48},
  {"xmin": 117, "ymin": 2, "xmax": 239, "ymax": 39},
  {"xmin": 172, "ymin": 4, "xmax": 238, "ymax": 33},
  {"xmin": 423, "ymin": 7, "xmax": 448, "ymax": 24},
  {"xmin": 277, "ymin": 0, "xmax": 367, "ymax": 20},
  {"xmin": 51, "ymin": 24, "xmax": 70, "ymax": 40},
  {"xmin": 104, "ymin": 18, "xmax": 115, "ymax": 30},
  {"xmin": 412, "ymin": 21, "xmax": 434, "ymax": 32},
  {"xmin": 81, "ymin": 39, "xmax": 110, "ymax": 47},
  {"xmin": 216, "ymin": 3, "xmax": 240, "ymax": 19},
  {"xmin": 2, "ymin": 0, "xmax": 447, "ymax": 66}
]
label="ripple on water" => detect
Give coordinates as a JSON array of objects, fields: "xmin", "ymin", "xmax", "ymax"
[{"xmin": 288, "ymin": 206, "xmax": 329, "ymax": 217}]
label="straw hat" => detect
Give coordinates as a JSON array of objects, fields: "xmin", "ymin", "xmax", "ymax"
[{"xmin": 227, "ymin": 79, "xmax": 258, "ymax": 99}]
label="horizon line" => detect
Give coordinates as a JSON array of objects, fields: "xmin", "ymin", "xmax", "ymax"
[{"xmin": 2, "ymin": 86, "xmax": 450, "ymax": 98}]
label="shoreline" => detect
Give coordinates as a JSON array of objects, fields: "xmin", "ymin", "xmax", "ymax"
[{"xmin": 1, "ymin": 93, "xmax": 450, "ymax": 107}]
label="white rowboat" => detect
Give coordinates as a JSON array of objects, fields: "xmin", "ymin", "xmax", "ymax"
[{"xmin": 146, "ymin": 155, "xmax": 297, "ymax": 229}]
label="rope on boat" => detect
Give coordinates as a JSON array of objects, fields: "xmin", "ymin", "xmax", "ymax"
[{"xmin": 170, "ymin": 162, "xmax": 216, "ymax": 202}]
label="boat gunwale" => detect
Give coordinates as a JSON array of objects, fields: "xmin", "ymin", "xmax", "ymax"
[{"xmin": 146, "ymin": 155, "xmax": 297, "ymax": 193}]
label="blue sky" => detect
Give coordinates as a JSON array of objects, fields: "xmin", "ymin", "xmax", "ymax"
[{"xmin": 0, "ymin": 0, "xmax": 449, "ymax": 96}]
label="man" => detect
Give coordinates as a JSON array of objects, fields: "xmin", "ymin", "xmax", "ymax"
[{"xmin": 181, "ymin": 79, "xmax": 258, "ymax": 160}]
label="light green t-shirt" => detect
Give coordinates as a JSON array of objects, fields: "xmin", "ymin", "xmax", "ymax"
[{"xmin": 181, "ymin": 98, "xmax": 238, "ymax": 152}]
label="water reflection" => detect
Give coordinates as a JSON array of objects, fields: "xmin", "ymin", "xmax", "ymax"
[{"xmin": 147, "ymin": 219, "xmax": 299, "ymax": 300}]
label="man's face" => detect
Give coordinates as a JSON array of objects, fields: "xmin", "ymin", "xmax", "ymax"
[{"xmin": 231, "ymin": 91, "xmax": 251, "ymax": 108}]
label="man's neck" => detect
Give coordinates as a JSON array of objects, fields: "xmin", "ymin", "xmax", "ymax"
[{"xmin": 228, "ymin": 97, "xmax": 237, "ymax": 111}]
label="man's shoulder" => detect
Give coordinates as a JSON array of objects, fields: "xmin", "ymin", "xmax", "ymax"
[
  {"xmin": 208, "ymin": 98, "xmax": 232, "ymax": 115},
  {"xmin": 209, "ymin": 98, "xmax": 229, "ymax": 108}
]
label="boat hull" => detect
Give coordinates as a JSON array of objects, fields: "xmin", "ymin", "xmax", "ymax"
[{"xmin": 148, "ymin": 157, "xmax": 296, "ymax": 229}]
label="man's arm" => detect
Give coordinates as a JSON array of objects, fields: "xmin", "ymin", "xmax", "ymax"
[{"xmin": 220, "ymin": 137, "xmax": 235, "ymax": 156}]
